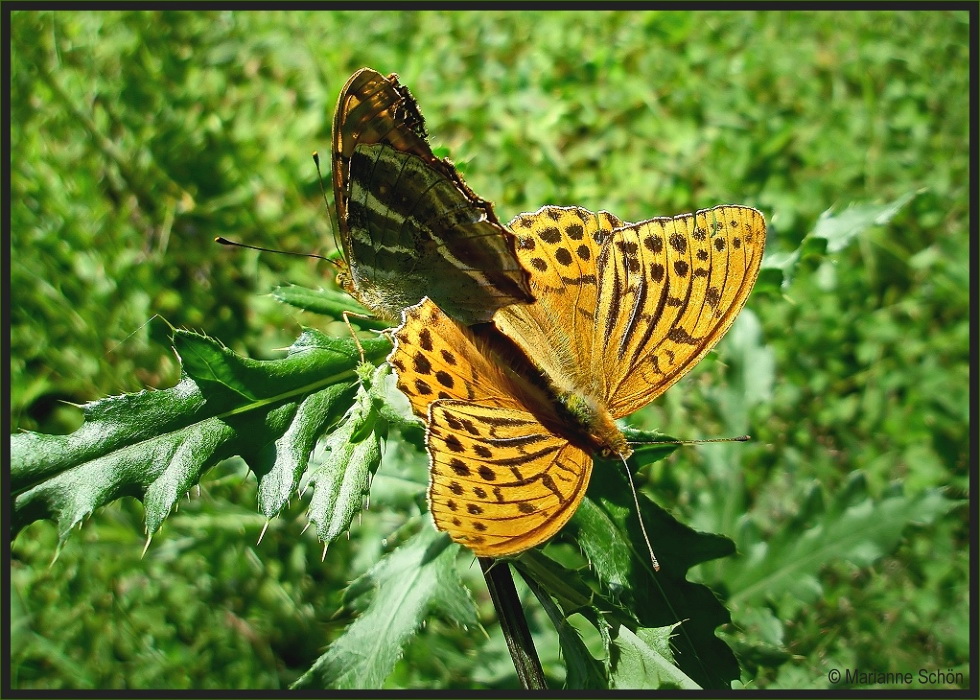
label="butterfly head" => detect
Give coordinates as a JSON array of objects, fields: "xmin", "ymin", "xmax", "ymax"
[{"xmin": 334, "ymin": 261, "xmax": 356, "ymax": 297}]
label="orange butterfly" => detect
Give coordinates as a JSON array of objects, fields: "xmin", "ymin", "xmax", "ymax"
[
  {"xmin": 389, "ymin": 205, "xmax": 765, "ymax": 557},
  {"xmin": 330, "ymin": 68, "xmax": 532, "ymax": 323}
]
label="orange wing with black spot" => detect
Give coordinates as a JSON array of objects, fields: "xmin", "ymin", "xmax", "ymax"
[
  {"xmin": 389, "ymin": 298, "xmax": 593, "ymax": 557},
  {"xmin": 495, "ymin": 206, "xmax": 627, "ymax": 395},
  {"xmin": 426, "ymin": 401, "xmax": 590, "ymax": 557},
  {"xmin": 599, "ymin": 206, "xmax": 766, "ymax": 416},
  {"xmin": 494, "ymin": 205, "xmax": 766, "ymax": 418}
]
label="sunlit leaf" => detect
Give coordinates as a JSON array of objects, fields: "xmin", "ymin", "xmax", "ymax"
[{"xmin": 11, "ymin": 328, "xmax": 391, "ymax": 544}]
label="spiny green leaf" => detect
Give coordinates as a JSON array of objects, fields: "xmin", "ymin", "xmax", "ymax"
[
  {"xmin": 761, "ymin": 191, "xmax": 919, "ymax": 289},
  {"xmin": 619, "ymin": 426, "xmax": 681, "ymax": 462},
  {"xmin": 272, "ymin": 284, "xmax": 391, "ymax": 331},
  {"xmin": 812, "ymin": 191, "xmax": 920, "ymax": 253},
  {"xmin": 177, "ymin": 326, "xmax": 385, "ymax": 400},
  {"xmin": 517, "ymin": 454, "xmax": 737, "ymax": 689},
  {"xmin": 255, "ymin": 381, "xmax": 354, "ymax": 519},
  {"xmin": 608, "ymin": 625, "xmax": 699, "ymax": 690},
  {"xmin": 11, "ymin": 328, "xmax": 392, "ymax": 543},
  {"xmin": 293, "ymin": 522, "xmax": 477, "ymax": 689},
  {"xmin": 302, "ymin": 365, "xmax": 389, "ymax": 544}
]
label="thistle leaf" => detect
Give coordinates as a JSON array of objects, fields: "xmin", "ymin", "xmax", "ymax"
[{"xmin": 11, "ymin": 327, "xmax": 391, "ymax": 544}]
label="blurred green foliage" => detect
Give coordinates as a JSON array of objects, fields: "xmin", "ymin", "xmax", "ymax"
[{"xmin": 9, "ymin": 9, "xmax": 970, "ymax": 690}]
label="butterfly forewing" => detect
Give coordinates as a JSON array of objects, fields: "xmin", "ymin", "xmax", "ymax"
[
  {"xmin": 496, "ymin": 206, "xmax": 628, "ymax": 397},
  {"xmin": 493, "ymin": 204, "xmax": 764, "ymax": 419},
  {"xmin": 603, "ymin": 205, "xmax": 766, "ymax": 417},
  {"xmin": 332, "ymin": 68, "xmax": 432, "ymax": 234},
  {"xmin": 332, "ymin": 68, "xmax": 533, "ymax": 322},
  {"xmin": 347, "ymin": 143, "xmax": 533, "ymax": 320}
]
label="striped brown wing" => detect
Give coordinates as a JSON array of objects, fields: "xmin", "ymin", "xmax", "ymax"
[
  {"xmin": 332, "ymin": 68, "xmax": 532, "ymax": 322},
  {"xmin": 389, "ymin": 298, "xmax": 592, "ymax": 557},
  {"xmin": 344, "ymin": 143, "xmax": 533, "ymax": 322},
  {"xmin": 331, "ymin": 68, "xmax": 432, "ymax": 236}
]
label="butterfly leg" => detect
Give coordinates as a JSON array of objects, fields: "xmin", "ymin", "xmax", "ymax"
[{"xmin": 341, "ymin": 309, "xmax": 375, "ymax": 363}]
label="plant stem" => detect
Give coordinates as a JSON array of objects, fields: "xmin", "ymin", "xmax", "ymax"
[{"xmin": 479, "ymin": 557, "xmax": 547, "ymax": 690}]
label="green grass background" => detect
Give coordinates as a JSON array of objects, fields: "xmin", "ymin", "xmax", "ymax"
[{"xmin": 9, "ymin": 9, "xmax": 970, "ymax": 690}]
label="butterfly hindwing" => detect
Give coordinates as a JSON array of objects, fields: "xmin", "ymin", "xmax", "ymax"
[
  {"xmin": 390, "ymin": 297, "xmax": 524, "ymax": 417},
  {"xmin": 427, "ymin": 400, "xmax": 591, "ymax": 557},
  {"xmin": 389, "ymin": 298, "xmax": 594, "ymax": 557}
]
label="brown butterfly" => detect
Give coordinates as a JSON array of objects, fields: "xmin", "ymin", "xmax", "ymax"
[{"xmin": 330, "ymin": 68, "xmax": 532, "ymax": 323}]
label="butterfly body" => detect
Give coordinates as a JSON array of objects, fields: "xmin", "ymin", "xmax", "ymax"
[{"xmin": 331, "ymin": 68, "xmax": 532, "ymax": 322}]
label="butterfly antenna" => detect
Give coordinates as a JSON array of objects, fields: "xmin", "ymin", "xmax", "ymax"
[
  {"xmin": 628, "ymin": 435, "xmax": 751, "ymax": 447},
  {"xmin": 619, "ymin": 455, "xmax": 660, "ymax": 572},
  {"xmin": 312, "ymin": 151, "xmax": 343, "ymax": 258},
  {"xmin": 214, "ymin": 236, "xmax": 336, "ymax": 265}
]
